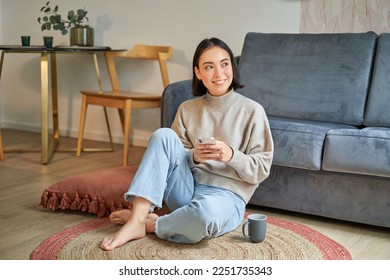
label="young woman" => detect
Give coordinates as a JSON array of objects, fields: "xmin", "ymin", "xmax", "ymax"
[{"xmin": 100, "ymin": 38, "xmax": 273, "ymax": 251}]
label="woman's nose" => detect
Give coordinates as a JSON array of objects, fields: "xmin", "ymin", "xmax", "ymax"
[{"xmin": 214, "ymin": 66, "xmax": 223, "ymax": 77}]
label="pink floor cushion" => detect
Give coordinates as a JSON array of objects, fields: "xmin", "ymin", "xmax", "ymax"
[{"xmin": 39, "ymin": 166, "xmax": 138, "ymax": 218}]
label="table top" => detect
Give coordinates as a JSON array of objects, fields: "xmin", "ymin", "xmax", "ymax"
[{"xmin": 0, "ymin": 45, "xmax": 112, "ymax": 52}]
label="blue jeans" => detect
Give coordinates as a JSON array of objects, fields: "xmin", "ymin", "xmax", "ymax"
[{"xmin": 124, "ymin": 128, "xmax": 246, "ymax": 243}]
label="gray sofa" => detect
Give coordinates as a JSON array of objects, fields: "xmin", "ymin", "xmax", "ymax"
[{"xmin": 161, "ymin": 32, "xmax": 390, "ymax": 228}]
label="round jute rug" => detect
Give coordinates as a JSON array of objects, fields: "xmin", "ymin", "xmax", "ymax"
[{"xmin": 31, "ymin": 216, "xmax": 352, "ymax": 260}]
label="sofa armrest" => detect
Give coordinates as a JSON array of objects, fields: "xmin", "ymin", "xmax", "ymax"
[{"xmin": 161, "ymin": 79, "xmax": 196, "ymax": 127}]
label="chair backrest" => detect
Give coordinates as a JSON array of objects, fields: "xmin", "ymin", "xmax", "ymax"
[{"xmin": 104, "ymin": 45, "xmax": 172, "ymax": 92}]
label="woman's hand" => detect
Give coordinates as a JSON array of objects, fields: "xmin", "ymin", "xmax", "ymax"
[{"xmin": 193, "ymin": 140, "xmax": 233, "ymax": 164}]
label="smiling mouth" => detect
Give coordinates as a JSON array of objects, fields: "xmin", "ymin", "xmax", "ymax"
[{"xmin": 213, "ymin": 79, "xmax": 227, "ymax": 85}]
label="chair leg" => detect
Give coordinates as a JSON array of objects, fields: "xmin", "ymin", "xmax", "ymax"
[
  {"xmin": 118, "ymin": 108, "xmax": 126, "ymax": 133},
  {"xmin": 76, "ymin": 95, "xmax": 88, "ymax": 157},
  {"xmin": 103, "ymin": 107, "xmax": 114, "ymax": 151},
  {"xmin": 0, "ymin": 129, "xmax": 4, "ymax": 161},
  {"xmin": 123, "ymin": 100, "xmax": 132, "ymax": 166}
]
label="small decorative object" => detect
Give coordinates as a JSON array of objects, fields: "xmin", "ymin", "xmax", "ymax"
[
  {"xmin": 37, "ymin": 1, "xmax": 94, "ymax": 46},
  {"xmin": 43, "ymin": 36, "xmax": 53, "ymax": 47},
  {"xmin": 69, "ymin": 25, "xmax": 94, "ymax": 47},
  {"xmin": 21, "ymin": 36, "xmax": 31, "ymax": 46}
]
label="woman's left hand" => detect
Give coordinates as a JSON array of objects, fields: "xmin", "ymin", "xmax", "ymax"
[{"xmin": 194, "ymin": 140, "xmax": 233, "ymax": 163}]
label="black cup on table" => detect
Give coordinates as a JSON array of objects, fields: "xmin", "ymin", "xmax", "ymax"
[
  {"xmin": 43, "ymin": 36, "xmax": 53, "ymax": 47},
  {"xmin": 21, "ymin": 36, "xmax": 30, "ymax": 46}
]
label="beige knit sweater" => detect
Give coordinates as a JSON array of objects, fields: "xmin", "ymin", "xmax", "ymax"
[{"xmin": 171, "ymin": 90, "xmax": 274, "ymax": 203}]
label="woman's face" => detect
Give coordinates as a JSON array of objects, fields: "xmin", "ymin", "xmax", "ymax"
[{"xmin": 194, "ymin": 46, "xmax": 233, "ymax": 97}]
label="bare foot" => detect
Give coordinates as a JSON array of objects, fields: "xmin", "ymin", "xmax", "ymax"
[
  {"xmin": 109, "ymin": 210, "xmax": 158, "ymax": 228},
  {"xmin": 100, "ymin": 217, "xmax": 146, "ymax": 251},
  {"xmin": 100, "ymin": 213, "xmax": 159, "ymax": 251},
  {"xmin": 109, "ymin": 209, "xmax": 132, "ymax": 225}
]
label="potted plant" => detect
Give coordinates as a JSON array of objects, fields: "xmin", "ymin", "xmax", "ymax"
[{"xmin": 37, "ymin": 1, "xmax": 94, "ymax": 46}]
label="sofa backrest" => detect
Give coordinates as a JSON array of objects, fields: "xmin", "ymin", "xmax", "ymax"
[
  {"xmin": 161, "ymin": 79, "xmax": 196, "ymax": 127},
  {"xmin": 238, "ymin": 32, "xmax": 377, "ymax": 125},
  {"xmin": 364, "ymin": 33, "xmax": 390, "ymax": 127}
]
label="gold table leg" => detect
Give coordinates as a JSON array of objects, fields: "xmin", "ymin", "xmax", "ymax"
[
  {"xmin": 40, "ymin": 52, "xmax": 56, "ymax": 164},
  {"xmin": 51, "ymin": 53, "xmax": 60, "ymax": 141}
]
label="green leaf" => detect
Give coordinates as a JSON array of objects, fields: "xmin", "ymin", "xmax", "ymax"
[
  {"xmin": 77, "ymin": 9, "xmax": 87, "ymax": 17},
  {"xmin": 49, "ymin": 15, "xmax": 56, "ymax": 23},
  {"xmin": 44, "ymin": 22, "xmax": 51, "ymax": 31}
]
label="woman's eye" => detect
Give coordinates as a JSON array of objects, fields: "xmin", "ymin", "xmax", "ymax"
[
  {"xmin": 222, "ymin": 62, "xmax": 229, "ymax": 67},
  {"xmin": 205, "ymin": 65, "xmax": 213, "ymax": 70}
]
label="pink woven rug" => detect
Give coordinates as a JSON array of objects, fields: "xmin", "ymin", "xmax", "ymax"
[{"xmin": 31, "ymin": 215, "xmax": 352, "ymax": 260}]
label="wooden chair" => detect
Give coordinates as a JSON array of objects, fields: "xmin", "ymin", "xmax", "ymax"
[
  {"xmin": 76, "ymin": 45, "xmax": 172, "ymax": 166},
  {"xmin": 0, "ymin": 129, "xmax": 3, "ymax": 160}
]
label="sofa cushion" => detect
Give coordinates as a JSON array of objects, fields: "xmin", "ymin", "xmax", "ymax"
[
  {"xmin": 249, "ymin": 165, "xmax": 390, "ymax": 228},
  {"xmin": 364, "ymin": 33, "xmax": 390, "ymax": 127},
  {"xmin": 323, "ymin": 127, "xmax": 390, "ymax": 177},
  {"xmin": 269, "ymin": 117, "xmax": 355, "ymax": 170},
  {"xmin": 238, "ymin": 32, "xmax": 377, "ymax": 126}
]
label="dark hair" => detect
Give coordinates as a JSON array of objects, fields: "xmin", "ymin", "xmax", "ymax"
[{"xmin": 192, "ymin": 37, "xmax": 244, "ymax": 96}]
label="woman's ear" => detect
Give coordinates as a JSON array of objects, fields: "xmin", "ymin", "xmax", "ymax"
[{"xmin": 194, "ymin": 67, "xmax": 201, "ymax": 80}]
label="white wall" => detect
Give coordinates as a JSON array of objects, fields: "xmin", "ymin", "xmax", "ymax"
[{"xmin": 0, "ymin": 0, "xmax": 300, "ymax": 146}]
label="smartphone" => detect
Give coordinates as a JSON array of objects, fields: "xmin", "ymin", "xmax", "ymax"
[{"xmin": 197, "ymin": 137, "xmax": 216, "ymax": 145}]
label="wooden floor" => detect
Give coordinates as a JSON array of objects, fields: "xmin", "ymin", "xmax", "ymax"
[{"xmin": 0, "ymin": 129, "xmax": 389, "ymax": 260}]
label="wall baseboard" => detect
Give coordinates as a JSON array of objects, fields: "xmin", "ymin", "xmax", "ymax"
[{"xmin": 0, "ymin": 122, "xmax": 149, "ymax": 147}]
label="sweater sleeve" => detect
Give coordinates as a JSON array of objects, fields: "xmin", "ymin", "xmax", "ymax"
[
  {"xmin": 171, "ymin": 103, "xmax": 193, "ymax": 149},
  {"xmin": 227, "ymin": 107, "xmax": 274, "ymax": 185}
]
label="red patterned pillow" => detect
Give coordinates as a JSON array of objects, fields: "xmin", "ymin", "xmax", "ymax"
[{"xmin": 39, "ymin": 166, "xmax": 138, "ymax": 218}]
